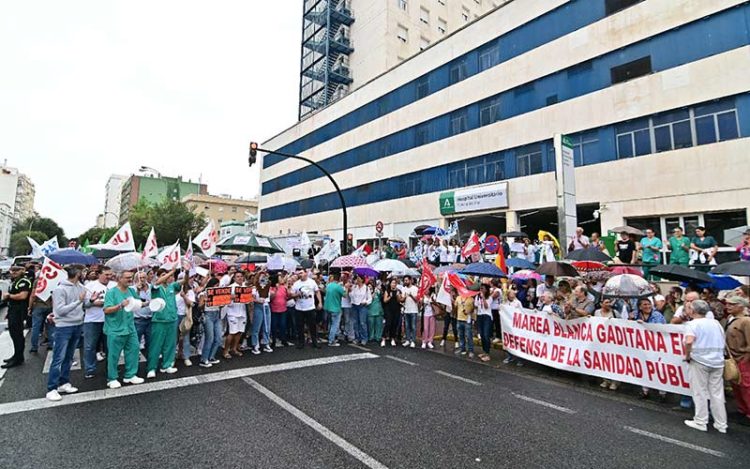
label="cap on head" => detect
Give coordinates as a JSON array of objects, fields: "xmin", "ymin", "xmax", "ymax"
[{"xmin": 726, "ymin": 295, "xmax": 750, "ymax": 308}]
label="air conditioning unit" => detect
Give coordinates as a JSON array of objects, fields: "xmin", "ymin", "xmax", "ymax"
[{"xmin": 332, "ymin": 84, "xmax": 349, "ymax": 101}]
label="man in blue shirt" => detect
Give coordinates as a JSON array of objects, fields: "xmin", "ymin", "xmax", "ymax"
[{"xmin": 639, "ymin": 229, "xmax": 663, "ymax": 280}]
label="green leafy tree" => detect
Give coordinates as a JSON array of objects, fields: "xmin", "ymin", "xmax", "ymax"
[
  {"xmin": 9, "ymin": 230, "xmax": 48, "ymax": 256},
  {"xmin": 76, "ymin": 226, "xmax": 117, "ymax": 245},
  {"xmin": 129, "ymin": 198, "xmax": 206, "ymax": 249},
  {"xmin": 13, "ymin": 216, "xmax": 66, "ymax": 243}
]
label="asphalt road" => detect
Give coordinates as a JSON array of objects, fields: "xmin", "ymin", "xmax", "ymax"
[{"xmin": 0, "ymin": 331, "xmax": 748, "ymax": 468}]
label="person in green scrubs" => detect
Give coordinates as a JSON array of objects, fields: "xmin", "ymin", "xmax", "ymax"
[
  {"xmin": 147, "ymin": 268, "xmax": 188, "ymax": 378},
  {"xmin": 639, "ymin": 228, "xmax": 663, "ymax": 280},
  {"xmin": 103, "ymin": 270, "xmax": 144, "ymax": 389},
  {"xmin": 367, "ymin": 283, "xmax": 384, "ymax": 342},
  {"xmin": 668, "ymin": 227, "xmax": 691, "ymax": 266}
]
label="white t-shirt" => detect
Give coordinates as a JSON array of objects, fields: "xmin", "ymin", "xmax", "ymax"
[
  {"xmin": 175, "ymin": 289, "xmax": 196, "ymax": 316},
  {"xmin": 685, "ymin": 317, "xmax": 725, "ymax": 368},
  {"xmin": 447, "ymin": 246, "xmax": 457, "ymax": 263},
  {"xmin": 503, "ymin": 299, "xmax": 522, "ymax": 309},
  {"xmin": 438, "ymin": 246, "xmax": 449, "ymax": 263},
  {"xmin": 474, "ymin": 295, "xmax": 492, "ymax": 316},
  {"xmin": 674, "ymin": 305, "xmax": 714, "ymax": 322},
  {"xmin": 570, "ymin": 235, "xmax": 590, "ymax": 251},
  {"xmin": 84, "ymin": 280, "xmax": 115, "ymax": 323},
  {"xmin": 490, "ymin": 288, "xmax": 503, "ymax": 310},
  {"xmin": 400, "ymin": 285, "xmax": 419, "ymax": 314},
  {"xmin": 293, "ymin": 278, "xmax": 319, "ymax": 311},
  {"xmin": 423, "ymin": 295, "xmax": 434, "ymax": 317},
  {"xmin": 349, "ymin": 284, "xmax": 371, "ymax": 306},
  {"xmin": 525, "ymin": 244, "xmax": 537, "ymax": 263},
  {"xmin": 219, "ymin": 275, "xmax": 232, "ymax": 287},
  {"xmin": 223, "ymin": 283, "xmax": 246, "ymax": 318}
]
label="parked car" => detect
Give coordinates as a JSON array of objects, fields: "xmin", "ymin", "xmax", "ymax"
[{"xmin": 0, "ymin": 258, "xmax": 12, "ymax": 274}]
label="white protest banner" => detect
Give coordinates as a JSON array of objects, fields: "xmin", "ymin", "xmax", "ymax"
[
  {"xmin": 267, "ymin": 253, "xmax": 284, "ymax": 271},
  {"xmin": 142, "ymin": 228, "xmax": 158, "ymax": 260},
  {"xmin": 40, "ymin": 236, "xmax": 60, "ymax": 256},
  {"xmin": 34, "ymin": 257, "xmax": 66, "ymax": 301},
  {"xmin": 194, "ymin": 222, "xmax": 218, "ymax": 257},
  {"xmin": 157, "ymin": 242, "xmax": 181, "ymax": 270},
  {"xmin": 182, "ymin": 237, "xmax": 196, "ymax": 274},
  {"xmin": 27, "ymin": 237, "xmax": 43, "ymax": 257},
  {"xmin": 500, "ymin": 306, "xmax": 691, "ymax": 395},
  {"xmin": 90, "ymin": 223, "xmax": 135, "ymax": 251}
]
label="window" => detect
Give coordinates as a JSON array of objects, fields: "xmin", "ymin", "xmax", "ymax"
[
  {"xmin": 694, "ymin": 100, "xmax": 740, "ymax": 144},
  {"xmin": 415, "ymin": 122, "xmax": 431, "ymax": 146},
  {"xmin": 419, "ymin": 36, "xmax": 430, "ymax": 51},
  {"xmin": 397, "ymin": 24, "xmax": 408, "ymax": 43},
  {"xmin": 478, "ymin": 42, "xmax": 500, "ymax": 71},
  {"xmin": 448, "ymin": 166, "xmax": 466, "ymax": 188},
  {"xmin": 517, "ymin": 147, "xmax": 543, "ymax": 177},
  {"xmin": 415, "ymin": 75, "xmax": 430, "ymax": 99},
  {"xmin": 450, "ymin": 108, "xmax": 468, "ymax": 135},
  {"xmin": 546, "ymin": 94, "xmax": 558, "ymax": 106},
  {"xmin": 568, "ymin": 132, "xmax": 600, "ymax": 166},
  {"xmin": 610, "ymin": 56, "xmax": 652, "ymax": 84},
  {"xmin": 449, "ymin": 58, "xmax": 468, "ymax": 84},
  {"xmin": 605, "ymin": 0, "xmax": 645, "ymax": 16},
  {"xmin": 653, "ymin": 109, "xmax": 692, "ymax": 153},
  {"xmin": 398, "ymin": 0, "xmax": 408, "ymax": 11},
  {"xmin": 401, "ymin": 176, "xmax": 422, "ymax": 197},
  {"xmin": 479, "ymin": 97, "xmax": 501, "ymax": 127},
  {"xmin": 438, "ymin": 17, "xmax": 447, "ymax": 35},
  {"xmin": 616, "ymin": 120, "xmax": 651, "ymax": 158},
  {"xmin": 461, "ymin": 6, "xmax": 470, "ymax": 22},
  {"xmin": 420, "ymin": 7, "xmax": 430, "ymax": 24}
]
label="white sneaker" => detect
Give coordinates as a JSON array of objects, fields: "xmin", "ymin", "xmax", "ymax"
[
  {"xmin": 146, "ymin": 370, "xmax": 156, "ymax": 379},
  {"xmin": 713, "ymin": 423, "xmax": 727, "ymax": 434},
  {"xmin": 57, "ymin": 383, "xmax": 78, "ymax": 394},
  {"xmin": 160, "ymin": 367, "xmax": 178, "ymax": 374},
  {"xmin": 46, "ymin": 389, "xmax": 62, "ymax": 401},
  {"xmin": 209, "ymin": 358, "xmax": 220, "ymax": 365},
  {"xmin": 380, "ymin": 339, "xmax": 386, "ymax": 347},
  {"xmin": 454, "ymin": 342, "xmax": 460, "ymax": 349},
  {"xmin": 440, "ymin": 340, "xmax": 445, "ymax": 347},
  {"xmin": 263, "ymin": 345, "xmax": 273, "ymax": 353},
  {"xmin": 123, "ymin": 376, "xmax": 144, "ymax": 385},
  {"xmin": 684, "ymin": 420, "xmax": 707, "ymax": 432},
  {"xmin": 402, "ymin": 340, "xmax": 410, "ymax": 347},
  {"xmin": 427, "ymin": 342, "xmax": 434, "ymax": 349},
  {"xmin": 183, "ymin": 359, "xmax": 192, "ymax": 367},
  {"xmin": 252, "ymin": 346, "xmax": 261, "ymax": 355},
  {"xmin": 96, "ymin": 352, "xmax": 106, "ymax": 362},
  {"xmin": 199, "ymin": 361, "xmax": 212, "ymax": 368},
  {"xmin": 410, "ymin": 341, "xmax": 416, "ymax": 348},
  {"xmin": 421, "ymin": 343, "xmax": 426, "ymax": 349},
  {"xmin": 390, "ymin": 339, "xmax": 396, "ymax": 347},
  {"xmin": 107, "ymin": 380, "xmax": 121, "ymax": 389}
]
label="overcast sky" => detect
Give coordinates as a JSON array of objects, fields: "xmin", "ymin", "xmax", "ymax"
[{"xmin": 0, "ymin": 1, "xmax": 301, "ymax": 237}]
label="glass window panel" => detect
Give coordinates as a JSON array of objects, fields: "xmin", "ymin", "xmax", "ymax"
[
  {"xmin": 517, "ymin": 155, "xmax": 529, "ymax": 177},
  {"xmin": 704, "ymin": 210, "xmax": 747, "ymax": 247},
  {"xmin": 634, "ymin": 129, "xmax": 651, "ymax": 155},
  {"xmin": 672, "ymin": 120, "xmax": 692, "ymax": 149},
  {"xmin": 529, "ymin": 152, "xmax": 543, "ymax": 174},
  {"xmin": 717, "ymin": 111, "xmax": 739, "ymax": 141},
  {"xmin": 654, "ymin": 125, "xmax": 671, "ymax": 152},
  {"xmin": 617, "ymin": 134, "xmax": 633, "ymax": 158},
  {"xmin": 573, "ymin": 146, "xmax": 583, "ymax": 166},
  {"xmin": 694, "ymin": 99, "xmax": 734, "ymax": 117},
  {"xmin": 581, "ymin": 140, "xmax": 599, "ymax": 165},
  {"xmin": 652, "ymin": 109, "xmax": 689, "ymax": 126},
  {"xmin": 695, "ymin": 115, "xmax": 717, "ymax": 145}
]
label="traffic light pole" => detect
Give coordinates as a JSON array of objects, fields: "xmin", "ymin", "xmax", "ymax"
[{"xmin": 251, "ymin": 145, "xmax": 349, "ymax": 254}]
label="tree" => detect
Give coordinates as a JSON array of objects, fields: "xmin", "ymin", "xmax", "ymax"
[
  {"xmin": 9, "ymin": 230, "xmax": 48, "ymax": 256},
  {"xmin": 129, "ymin": 198, "xmax": 206, "ymax": 249},
  {"xmin": 77, "ymin": 226, "xmax": 117, "ymax": 245},
  {"xmin": 13, "ymin": 216, "xmax": 66, "ymax": 243}
]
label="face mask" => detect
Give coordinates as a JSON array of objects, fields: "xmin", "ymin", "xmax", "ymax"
[{"xmin": 259, "ymin": 277, "xmax": 269, "ymax": 288}]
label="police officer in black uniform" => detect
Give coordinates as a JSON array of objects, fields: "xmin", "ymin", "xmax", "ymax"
[{"xmin": 2, "ymin": 265, "xmax": 32, "ymax": 369}]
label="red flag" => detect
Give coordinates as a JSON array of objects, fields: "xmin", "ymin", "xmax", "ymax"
[
  {"xmin": 495, "ymin": 243, "xmax": 507, "ymax": 274},
  {"xmin": 447, "ymin": 272, "xmax": 479, "ymax": 298},
  {"xmin": 417, "ymin": 258, "xmax": 437, "ymax": 300},
  {"xmin": 461, "ymin": 232, "xmax": 480, "ymax": 258}
]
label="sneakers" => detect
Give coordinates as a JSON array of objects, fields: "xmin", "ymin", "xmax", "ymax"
[
  {"xmin": 96, "ymin": 352, "xmax": 106, "ymax": 362},
  {"xmin": 468, "ymin": 352, "xmax": 475, "ymax": 359},
  {"xmin": 390, "ymin": 339, "xmax": 396, "ymax": 347},
  {"xmin": 492, "ymin": 338, "xmax": 501, "ymax": 344},
  {"xmin": 503, "ymin": 356, "xmax": 513, "ymax": 364},
  {"xmin": 251, "ymin": 346, "xmax": 261, "ymax": 355},
  {"xmin": 58, "ymin": 383, "xmax": 78, "ymax": 394},
  {"xmin": 421, "ymin": 343, "xmax": 427, "ymax": 349},
  {"xmin": 600, "ymin": 380, "xmax": 610, "ymax": 389},
  {"xmin": 160, "ymin": 367, "xmax": 178, "ymax": 374},
  {"xmin": 263, "ymin": 345, "xmax": 273, "ymax": 353},
  {"xmin": 380, "ymin": 339, "xmax": 386, "ymax": 347},
  {"xmin": 46, "ymin": 390, "xmax": 62, "ymax": 401},
  {"xmin": 183, "ymin": 359, "xmax": 192, "ymax": 367},
  {"xmin": 84, "ymin": 373, "xmax": 95, "ymax": 379},
  {"xmin": 328, "ymin": 342, "xmax": 341, "ymax": 347},
  {"xmin": 427, "ymin": 342, "xmax": 434, "ymax": 349},
  {"xmin": 107, "ymin": 380, "xmax": 122, "ymax": 389},
  {"xmin": 684, "ymin": 420, "xmax": 707, "ymax": 432},
  {"xmin": 123, "ymin": 376, "xmax": 144, "ymax": 385},
  {"xmin": 402, "ymin": 340, "xmax": 410, "ymax": 347},
  {"xmin": 609, "ymin": 382, "xmax": 619, "ymax": 391},
  {"xmin": 199, "ymin": 361, "xmax": 212, "ymax": 368},
  {"xmin": 146, "ymin": 370, "xmax": 156, "ymax": 379},
  {"xmin": 209, "ymin": 358, "xmax": 220, "ymax": 365},
  {"xmin": 454, "ymin": 342, "xmax": 460, "ymax": 349},
  {"xmin": 275, "ymin": 342, "xmax": 285, "ymax": 348},
  {"xmin": 713, "ymin": 424, "xmax": 727, "ymax": 434},
  {"xmin": 439, "ymin": 340, "xmax": 445, "ymax": 347},
  {"xmin": 410, "ymin": 341, "xmax": 416, "ymax": 348}
]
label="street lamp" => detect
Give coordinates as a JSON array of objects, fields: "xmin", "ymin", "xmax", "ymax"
[{"xmin": 249, "ymin": 142, "xmax": 349, "ymax": 254}]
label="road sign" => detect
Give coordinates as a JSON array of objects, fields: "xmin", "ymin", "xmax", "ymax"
[
  {"xmin": 375, "ymin": 221, "xmax": 384, "ymax": 234},
  {"xmin": 484, "ymin": 235, "xmax": 500, "ymax": 254}
]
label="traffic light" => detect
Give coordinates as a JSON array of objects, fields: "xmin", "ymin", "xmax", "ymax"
[{"xmin": 249, "ymin": 142, "xmax": 259, "ymax": 167}]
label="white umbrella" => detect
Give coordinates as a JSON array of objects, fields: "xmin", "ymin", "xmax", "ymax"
[
  {"xmin": 373, "ymin": 259, "xmax": 409, "ymax": 273},
  {"xmin": 723, "ymin": 225, "xmax": 749, "ymax": 248},
  {"xmin": 283, "ymin": 258, "xmax": 300, "ymax": 272},
  {"xmin": 105, "ymin": 252, "xmax": 159, "ymax": 273}
]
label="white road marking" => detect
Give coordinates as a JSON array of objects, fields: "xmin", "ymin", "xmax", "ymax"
[
  {"xmin": 243, "ymin": 377, "xmax": 389, "ymax": 469},
  {"xmin": 434, "ymin": 370, "xmax": 481, "ymax": 386},
  {"xmin": 0, "ymin": 329, "xmax": 27, "ymax": 381},
  {"xmin": 511, "ymin": 393, "xmax": 576, "ymax": 414},
  {"xmin": 384, "ymin": 355, "xmax": 417, "ymax": 366},
  {"xmin": 623, "ymin": 426, "xmax": 726, "ymax": 458},
  {"xmin": 0, "ymin": 353, "xmax": 378, "ymax": 416},
  {"xmin": 42, "ymin": 350, "xmax": 147, "ymax": 374},
  {"xmin": 348, "ymin": 344, "xmax": 371, "ymax": 352}
]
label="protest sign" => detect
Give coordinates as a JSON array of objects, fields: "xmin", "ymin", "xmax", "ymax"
[
  {"xmin": 35, "ymin": 257, "xmax": 66, "ymax": 301},
  {"xmin": 500, "ymin": 306, "xmax": 690, "ymax": 395},
  {"xmin": 236, "ymin": 286, "xmax": 254, "ymax": 304},
  {"xmin": 205, "ymin": 287, "xmax": 232, "ymax": 307}
]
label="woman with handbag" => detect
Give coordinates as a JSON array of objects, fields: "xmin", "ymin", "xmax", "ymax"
[{"xmin": 725, "ymin": 295, "xmax": 750, "ymax": 426}]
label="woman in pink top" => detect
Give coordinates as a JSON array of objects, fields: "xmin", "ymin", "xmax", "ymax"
[{"xmin": 269, "ymin": 274, "xmax": 292, "ymax": 347}]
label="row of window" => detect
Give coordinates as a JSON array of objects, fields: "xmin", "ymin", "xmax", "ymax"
[
  {"xmin": 263, "ymin": 6, "xmax": 749, "ymax": 196},
  {"xmin": 269, "ymin": 0, "xmax": 609, "ymax": 168},
  {"xmin": 260, "ymin": 95, "xmax": 744, "ymax": 223}
]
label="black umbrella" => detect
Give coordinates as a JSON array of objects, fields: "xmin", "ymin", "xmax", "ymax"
[
  {"xmin": 536, "ymin": 261, "xmax": 580, "ymax": 277},
  {"xmin": 650, "ymin": 265, "xmax": 712, "ymax": 283},
  {"xmin": 92, "ymin": 248, "xmax": 129, "ymax": 260},
  {"xmin": 235, "ymin": 254, "xmax": 268, "ymax": 264},
  {"xmin": 713, "ymin": 261, "xmax": 750, "ymax": 277},
  {"xmin": 502, "ymin": 231, "xmax": 529, "ymax": 239},
  {"xmin": 402, "ymin": 258, "xmax": 416, "ymax": 268},
  {"xmin": 566, "ymin": 248, "xmax": 612, "ymax": 262}
]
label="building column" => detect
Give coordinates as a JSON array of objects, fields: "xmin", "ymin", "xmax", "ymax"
[{"xmin": 505, "ymin": 210, "xmax": 519, "ymax": 232}]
